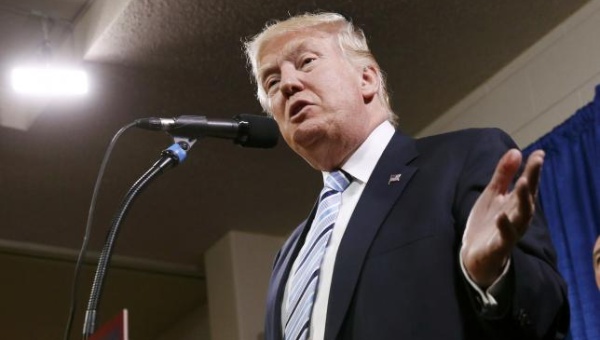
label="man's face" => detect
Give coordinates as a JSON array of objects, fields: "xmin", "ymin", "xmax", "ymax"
[
  {"xmin": 257, "ymin": 29, "xmax": 374, "ymax": 170},
  {"xmin": 594, "ymin": 236, "xmax": 600, "ymax": 289}
]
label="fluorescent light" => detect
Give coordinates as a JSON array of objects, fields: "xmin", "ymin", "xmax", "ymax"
[{"xmin": 11, "ymin": 66, "xmax": 88, "ymax": 96}]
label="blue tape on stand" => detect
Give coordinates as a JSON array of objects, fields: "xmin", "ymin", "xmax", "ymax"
[{"xmin": 167, "ymin": 143, "xmax": 187, "ymax": 163}]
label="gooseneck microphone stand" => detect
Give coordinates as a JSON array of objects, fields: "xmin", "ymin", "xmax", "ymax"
[{"xmin": 82, "ymin": 138, "xmax": 195, "ymax": 339}]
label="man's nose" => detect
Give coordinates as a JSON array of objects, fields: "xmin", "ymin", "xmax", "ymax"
[{"xmin": 279, "ymin": 66, "xmax": 304, "ymax": 98}]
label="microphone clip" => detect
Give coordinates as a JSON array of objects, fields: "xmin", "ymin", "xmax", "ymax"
[{"xmin": 161, "ymin": 137, "xmax": 196, "ymax": 166}]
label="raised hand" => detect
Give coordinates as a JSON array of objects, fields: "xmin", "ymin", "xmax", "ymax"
[{"xmin": 461, "ymin": 149, "xmax": 545, "ymax": 288}]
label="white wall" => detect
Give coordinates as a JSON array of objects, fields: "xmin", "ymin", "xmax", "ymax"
[
  {"xmin": 417, "ymin": 0, "xmax": 600, "ymax": 148},
  {"xmin": 204, "ymin": 231, "xmax": 285, "ymax": 340}
]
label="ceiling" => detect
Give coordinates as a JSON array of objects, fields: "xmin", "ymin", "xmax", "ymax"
[{"xmin": 0, "ymin": 0, "xmax": 590, "ymax": 339}]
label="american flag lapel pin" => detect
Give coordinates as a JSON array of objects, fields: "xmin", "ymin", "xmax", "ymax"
[{"xmin": 388, "ymin": 173, "xmax": 402, "ymax": 185}]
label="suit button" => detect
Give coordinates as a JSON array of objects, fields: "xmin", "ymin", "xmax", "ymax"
[{"xmin": 517, "ymin": 309, "xmax": 531, "ymax": 327}]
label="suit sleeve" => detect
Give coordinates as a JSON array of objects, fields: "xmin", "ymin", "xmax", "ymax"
[{"xmin": 453, "ymin": 128, "xmax": 569, "ymax": 340}]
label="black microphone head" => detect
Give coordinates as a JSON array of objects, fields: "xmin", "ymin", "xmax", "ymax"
[{"xmin": 234, "ymin": 114, "xmax": 279, "ymax": 148}]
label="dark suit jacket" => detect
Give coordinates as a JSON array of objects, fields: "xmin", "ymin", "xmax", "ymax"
[{"xmin": 265, "ymin": 128, "xmax": 569, "ymax": 340}]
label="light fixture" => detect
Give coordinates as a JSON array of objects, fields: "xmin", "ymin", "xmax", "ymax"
[
  {"xmin": 10, "ymin": 13, "xmax": 88, "ymax": 97},
  {"xmin": 11, "ymin": 66, "xmax": 88, "ymax": 96}
]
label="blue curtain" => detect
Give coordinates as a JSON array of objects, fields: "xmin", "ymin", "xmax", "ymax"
[{"xmin": 524, "ymin": 85, "xmax": 600, "ymax": 340}]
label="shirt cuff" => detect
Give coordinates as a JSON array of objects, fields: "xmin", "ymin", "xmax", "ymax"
[{"xmin": 459, "ymin": 251, "xmax": 511, "ymax": 310}]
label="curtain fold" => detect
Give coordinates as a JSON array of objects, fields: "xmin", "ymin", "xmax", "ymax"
[{"xmin": 524, "ymin": 85, "xmax": 600, "ymax": 340}]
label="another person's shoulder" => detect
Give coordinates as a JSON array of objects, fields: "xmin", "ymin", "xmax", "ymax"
[{"xmin": 593, "ymin": 236, "xmax": 600, "ymax": 289}]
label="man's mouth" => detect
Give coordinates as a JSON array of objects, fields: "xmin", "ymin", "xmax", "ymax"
[{"xmin": 289, "ymin": 100, "xmax": 311, "ymax": 121}]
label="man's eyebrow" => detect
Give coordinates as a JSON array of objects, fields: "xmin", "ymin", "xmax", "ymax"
[
  {"xmin": 257, "ymin": 39, "xmax": 312, "ymax": 83},
  {"xmin": 257, "ymin": 63, "xmax": 278, "ymax": 84}
]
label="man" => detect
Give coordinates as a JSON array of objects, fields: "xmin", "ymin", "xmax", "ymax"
[{"xmin": 244, "ymin": 12, "xmax": 569, "ymax": 339}]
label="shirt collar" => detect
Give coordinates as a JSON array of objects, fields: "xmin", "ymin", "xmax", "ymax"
[{"xmin": 323, "ymin": 121, "xmax": 395, "ymax": 185}]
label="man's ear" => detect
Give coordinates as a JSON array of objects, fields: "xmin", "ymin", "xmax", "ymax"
[{"xmin": 360, "ymin": 65, "xmax": 379, "ymax": 103}]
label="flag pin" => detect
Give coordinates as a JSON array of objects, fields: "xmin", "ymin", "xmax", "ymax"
[{"xmin": 388, "ymin": 173, "xmax": 401, "ymax": 185}]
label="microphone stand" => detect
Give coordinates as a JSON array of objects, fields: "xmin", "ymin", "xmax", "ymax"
[{"xmin": 82, "ymin": 137, "xmax": 195, "ymax": 339}]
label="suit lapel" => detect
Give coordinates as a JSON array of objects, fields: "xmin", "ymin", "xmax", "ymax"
[{"xmin": 325, "ymin": 132, "xmax": 419, "ymax": 340}]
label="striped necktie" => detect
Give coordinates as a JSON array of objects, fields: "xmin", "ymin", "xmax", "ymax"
[{"xmin": 284, "ymin": 170, "xmax": 351, "ymax": 340}]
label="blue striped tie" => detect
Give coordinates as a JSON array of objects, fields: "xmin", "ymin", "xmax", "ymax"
[{"xmin": 284, "ymin": 170, "xmax": 351, "ymax": 340}]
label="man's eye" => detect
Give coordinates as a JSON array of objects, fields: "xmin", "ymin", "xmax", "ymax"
[
  {"xmin": 301, "ymin": 57, "xmax": 316, "ymax": 68},
  {"xmin": 265, "ymin": 78, "xmax": 279, "ymax": 91}
]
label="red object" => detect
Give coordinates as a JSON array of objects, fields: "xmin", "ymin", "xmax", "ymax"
[{"xmin": 89, "ymin": 309, "xmax": 128, "ymax": 340}]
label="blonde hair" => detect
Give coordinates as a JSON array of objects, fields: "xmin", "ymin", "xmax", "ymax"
[{"xmin": 244, "ymin": 12, "xmax": 394, "ymax": 122}]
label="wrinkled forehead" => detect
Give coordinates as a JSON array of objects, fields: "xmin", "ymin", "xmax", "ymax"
[{"xmin": 257, "ymin": 28, "xmax": 338, "ymax": 69}]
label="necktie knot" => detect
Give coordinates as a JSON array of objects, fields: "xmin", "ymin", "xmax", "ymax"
[{"xmin": 325, "ymin": 170, "xmax": 351, "ymax": 193}]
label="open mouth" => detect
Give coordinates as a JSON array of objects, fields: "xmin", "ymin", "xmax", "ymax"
[{"xmin": 289, "ymin": 100, "xmax": 311, "ymax": 120}]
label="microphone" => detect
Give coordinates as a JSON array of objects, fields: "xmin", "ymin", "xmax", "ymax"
[{"xmin": 135, "ymin": 114, "xmax": 279, "ymax": 148}]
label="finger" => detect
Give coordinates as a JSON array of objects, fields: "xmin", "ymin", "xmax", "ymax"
[
  {"xmin": 522, "ymin": 149, "xmax": 545, "ymax": 197},
  {"xmin": 510, "ymin": 176, "xmax": 535, "ymax": 234},
  {"xmin": 497, "ymin": 212, "xmax": 519, "ymax": 247},
  {"xmin": 488, "ymin": 149, "xmax": 522, "ymax": 193}
]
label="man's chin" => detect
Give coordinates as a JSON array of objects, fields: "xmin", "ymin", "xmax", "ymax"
[{"xmin": 291, "ymin": 125, "xmax": 325, "ymax": 149}]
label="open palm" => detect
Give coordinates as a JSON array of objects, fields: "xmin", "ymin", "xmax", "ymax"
[{"xmin": 461, "ymin": 149, "xmax": 545, "ymax": 288}]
